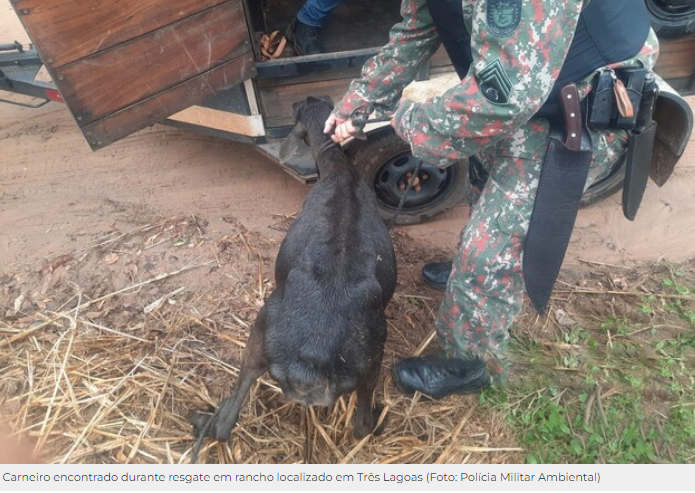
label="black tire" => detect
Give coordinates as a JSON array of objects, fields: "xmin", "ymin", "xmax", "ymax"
[
  {"xmin": 645, "ymin": 0, "xmax": 695, "ymax": 38},
  {"xmin": 347, "ymin": 129, "xmax": 467, "ymax": 225},
  {"xmin": 579, "ymin": 155, "xmax": 626, "ymax": 208}
]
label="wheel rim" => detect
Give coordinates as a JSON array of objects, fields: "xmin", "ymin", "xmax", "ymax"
[{"xmin": 373, "ymin": 151, "xmax": 453, "ymax": 211}]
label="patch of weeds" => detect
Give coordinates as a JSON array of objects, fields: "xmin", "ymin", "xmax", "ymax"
[
  {"xmin": 611, "ymin": 340, "xmax": 642, "ymax": 358},
  {"xmin": 623, "ymin": 372, "xmax": 645, "ymax": 391},
  {"xmin": 640, "ymin": 303, "xmax": 655, "ymax": 316},
  {"xmin": 601, "ymin": 316, "xmax": 632, "ymax": 337},
  {"xmin": 640, "ymin": 295, "xmax": 657, "ymax": 316},
  {"xmin": 680, "ymin": 308, "xmax": 695, "ymax": 326},
  {"xmin": 583, "ymin": 363, "xmax": 601, "ymax": 386},
  {"xmin": 662, "ymin": 276, "xmax": 692, "ymax": 296},
  {"xmin": 664, "ymin": 300, "xmax": 695, "ymax": 326},
  {"xmin": 565, "ymin": 327, "xmax": 590, "ymax": 345},
  {"xmin": 661, "ymin": 273, "xmax": 695, "ymax": 326},
  {"xmin": 560, "ymin": 353, "xmax": 582, "ymax": 369},
  {"xmin": 486, "ymin": 301, "xmax": 695, "ymax": 463}
]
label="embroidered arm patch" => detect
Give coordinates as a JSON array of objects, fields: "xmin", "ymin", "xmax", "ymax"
[
  {"xmin": 487, "ymin": 0, "xmax": 522, "ymax": 36},
  {"xmin": 477, "ymin": 59, "xmax": 513, "ymax": 105}
]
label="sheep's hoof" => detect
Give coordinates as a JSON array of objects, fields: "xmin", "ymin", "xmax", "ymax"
[{"xmin": 353, "ymin": 404, "xmax": 387, "ymax": 439}]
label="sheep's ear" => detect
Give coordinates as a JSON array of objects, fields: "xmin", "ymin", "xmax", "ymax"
[
  {"xmin": 290, "ymin": 100, "xmax": 306, "ymax": 121},
  {"xmin": 318, "ymin": 95, "xmax": 334, "ymax": 109},
  {"xmin": 279, "ymin": 123, "xmax": 309, "ymax": 163}
]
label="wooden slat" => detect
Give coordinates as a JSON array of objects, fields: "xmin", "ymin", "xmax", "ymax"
[
  {"xmin": 82, "ymin": 53, "xmax": 256, "ymax": 150},
  {"xmin": 53, "ymin": 1, "xmax": 249, "ymax": 126},
  {"xmin": 257, "ymin": 67, "xmax": 363, "ymax": 87},
  {"xmin": 655, "ymin": 36, "xmax": 695, "ymax": 81},
  {"xmin": 260, "ymin": 78, "xmax": 354, "ymax": 128},
  {"xmin": 13, "ymin": 0, "xmax": 230, "ymax": 69}
]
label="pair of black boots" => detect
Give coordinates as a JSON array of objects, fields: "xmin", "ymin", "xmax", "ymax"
[{"xmin": 392, "ymin": 261, "xmax": 492, "ymax": 399}]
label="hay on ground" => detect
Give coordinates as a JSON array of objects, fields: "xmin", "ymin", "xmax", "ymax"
[{"xmin": 0, "ymin": 216, "xmax": 520, "ymax": 464}]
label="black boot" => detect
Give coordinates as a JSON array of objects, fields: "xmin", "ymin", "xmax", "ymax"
[
  {"xmin": 392, "ymin": 356, "xmax": 490, "ymax": 399},
  {"xmin": 286, "ymin": 18, "xmax": 325, "ymax": 55},
  {"xmin": 422, "ymin": 261, "xmax": 453, "ymax": 290}
]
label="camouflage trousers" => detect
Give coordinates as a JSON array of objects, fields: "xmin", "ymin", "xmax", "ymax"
[{"xmin": 435, "ymin": 118, "xmax": 629, "ymax": 382}]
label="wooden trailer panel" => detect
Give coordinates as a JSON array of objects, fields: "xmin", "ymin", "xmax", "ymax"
[
  {"xmin": 13, "ymin": 0, "xmax": 255, "ymax": 149},
  {"xmin": 82, "ymin": 56, "xmax": 255, "ymax": 148},
  {"xmin": 654, "ymin": 36, "xmax": 695, "ymax": 95},
  {"xmin": 12, "ymin": 0, "xmax": 232, "ymax": 69},
  {"xmin": 54, "ymin": 5, "xmax": 251, "ymax": 127}
]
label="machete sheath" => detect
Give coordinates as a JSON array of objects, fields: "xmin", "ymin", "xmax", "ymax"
[
  {"xmin": 622, "ymin": 73, "xmax": 659, "ymax": 221},
  {"xmin": 523, "ymin": 85, "xmax": 592, "ymax": 315}
]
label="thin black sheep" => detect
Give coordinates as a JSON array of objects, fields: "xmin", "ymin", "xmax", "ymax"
[{"xmin": 191, "ymin": 96, "xmax": 397, "ymax": 448}]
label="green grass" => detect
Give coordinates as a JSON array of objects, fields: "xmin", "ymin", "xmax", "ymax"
[{"xmin": 480, "ymin": 268, "xmax": 695, "ymax": 463}]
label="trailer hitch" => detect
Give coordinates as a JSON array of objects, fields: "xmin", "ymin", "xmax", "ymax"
[
  {"xmin": 0, "ymin": 41, "xmax": 25, "ymax": 53},
  {"xmin": 0, "ymin": 69, "xmax": 50, "ymax": 108}
]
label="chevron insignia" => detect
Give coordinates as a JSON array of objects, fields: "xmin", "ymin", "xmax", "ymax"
[{"xmin": 477, "ymin": 59, "xmax": 513, "ymax": 105}]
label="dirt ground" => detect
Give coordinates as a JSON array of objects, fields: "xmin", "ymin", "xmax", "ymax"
[
  {"xmin": 1, "ymin": 1, "xmax": 694, "ymax": 267},
  {"xmin": 1, "ymin": 96, "xmax": 694, "ymax": 268},
  {"xmin": 1, "ymin": 3, "xmax": 695, "ymax": 464}
]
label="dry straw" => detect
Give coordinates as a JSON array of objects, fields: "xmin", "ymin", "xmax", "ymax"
[{"xmin": 0, "ymin": 216, "xmax": 521, "ymax": 464}]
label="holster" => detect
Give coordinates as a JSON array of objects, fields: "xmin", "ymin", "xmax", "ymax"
[{"xmin": 587, "ymin": 69, "xmax": 693, "ymax": 220}]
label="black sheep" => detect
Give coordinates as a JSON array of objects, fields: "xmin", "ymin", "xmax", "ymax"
[{"xmin": 192, "ymin": 96, "xmax": 397, "ymax": 446}]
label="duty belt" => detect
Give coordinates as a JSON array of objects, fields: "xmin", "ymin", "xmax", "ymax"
[{"xmin": 523, "ymin": 69, "xmax": 693, "ymax": 314}]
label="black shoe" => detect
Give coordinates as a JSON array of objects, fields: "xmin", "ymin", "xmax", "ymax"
[
  {"xmin": 286, "ymin": 18, "xmax": 325, "ymax": 55},
  {"xmin": 422, "ymin": 261, "xmax": 452, "ymax": 290},
  {"xmin": 392, "ymin": 356, "xmax": 491, "ymax": 399}
]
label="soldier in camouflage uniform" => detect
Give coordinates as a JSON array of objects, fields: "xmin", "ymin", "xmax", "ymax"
[{"xmin": 324, "ymin": 0, "xmax": 659, "ymax": 397}]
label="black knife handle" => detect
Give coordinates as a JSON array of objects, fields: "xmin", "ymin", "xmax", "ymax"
[{"xmin": 635, "ymin": 72, "xmax": 658, "ymax": 133}]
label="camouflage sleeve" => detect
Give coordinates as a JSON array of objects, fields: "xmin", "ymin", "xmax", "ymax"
[
  {"xmin": 332, "ymin": 0, "xmax": 441, "ymax": 126},
  {"xmin": 393, "ymin": 0, "xmax": 585, "ymax": 167}
]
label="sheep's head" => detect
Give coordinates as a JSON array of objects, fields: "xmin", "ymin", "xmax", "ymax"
[
  {"xmin": 291, "ymin": 95, "xmax": 335, "ymax": 131},
  {"xmin": 280, "ymin": 96, "xmax": 334, "ymax": 163}
]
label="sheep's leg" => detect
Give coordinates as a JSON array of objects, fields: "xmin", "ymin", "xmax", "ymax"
[
  {"xmin": 352, "ymin": 351, "xmax": 386, "ymax": 439},
  {"xmin": 191, "ymin": 306, "xmax": 269, "ymax": 442}
]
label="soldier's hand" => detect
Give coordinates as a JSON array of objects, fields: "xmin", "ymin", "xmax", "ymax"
[{"xmin": 324, "ymin": 113, "xmax": 357, "ymax": 143}]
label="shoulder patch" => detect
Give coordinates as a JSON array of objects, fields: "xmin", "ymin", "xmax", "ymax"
[
  {"xmin": 477, "ymin": 59, "xmax": 513, "ymax": 105},
  {"xmin": 486, "ymin": 0, "xmax": 522, "ymax": 37}
]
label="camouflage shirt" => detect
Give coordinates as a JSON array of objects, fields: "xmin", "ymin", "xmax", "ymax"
[{"xmin": 334, "ymin": 0, "xmax": 659, "ymax": 167}]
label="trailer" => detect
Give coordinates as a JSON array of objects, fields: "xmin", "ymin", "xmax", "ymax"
[{"xmin": 1, "ymin": 0, "xmax": 694, "ymax": 224}]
